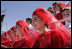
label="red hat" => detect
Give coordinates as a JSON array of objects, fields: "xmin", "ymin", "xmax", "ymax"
[
  {"xmin": 16, "ymin": 20, "xmax": 28, "ymax": 28},
  {"xmin": 32, "ymin": 7, "xmax": 51, "ymax": 23},
  {"xmin": 1, "ymin": 33, "xmax": 5, "ymax": 39},
  {"xmin": 4, "ymin": 31, "xmax": 8, "ymax": 37},
  {"xmin": 7, "ymin": 30, "xmax": 12, "ymax": 35},
  {"xmin": 16, "ymin": 20, "xmax": 29, "ymax": 36},
  {"xmin": 58, "ymin": 2, "xmax": 71, "ymax": 9},
  {"xmin": 32, "ymin": 7, "xmax": 71, "ymax": 42},
  {"xmin": 11, "ymin": 26, "xmax": 16, "ymax": 31}
]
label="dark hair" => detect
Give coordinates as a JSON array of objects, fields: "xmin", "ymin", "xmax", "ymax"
[
  {"xmin": 56, "ymin": 4, "xmax": 62, "ymax": 12},
  {"xmin": 60, "ymin": 7, "xmax": 62, "ymax": 12},
  {"xmin": 47, "ymin": 7, "xmax": 55, "ymax": 14},
  {"xmin": 26, "ymin": 18, "xmax": 32, "ymax": 24},
  {"xmin": 62, "ymin": 9, "xmax": 70, "ymax": 12},
  {"xmin": 39, "ymin": 9, "xmax": 47, "ymax": 14},
  {"xmin": 45, "ymin": 24, "xmax": 48, "ymax": 28},
  {"xmin": 47, "ymin": 7, "xmax": 52, "ymax": 11},
  {"xmin": 52, "ymin": 2, "xmax": 58, "ymax": 6},
  {"xmin": 51, "ymin": 11, "xmax": 55, "ymax": 13}
]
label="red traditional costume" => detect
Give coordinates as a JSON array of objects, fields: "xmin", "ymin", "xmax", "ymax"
[
  {"xmin": 11, "ymin": 20, "xmax": 40, "ymax": 48},
  {"xmin": 32, "ymin": 7, "xmax": 71, "ymax": 48}
]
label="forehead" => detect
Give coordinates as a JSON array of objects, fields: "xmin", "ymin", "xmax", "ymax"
[
  {"xmin": 16, "ymin": 24, "xmax": 20, "ymax": 28},
  {"xmin": 32, "ymin": 15, "xmax": 39, "ymax": 18},
  {"xmin": 15, "ymin": 25, "xmax": 19, "ymax": 30},
  {"xmin": 63, "ymin": 10, "xmax": 70, "ymax": 13}
]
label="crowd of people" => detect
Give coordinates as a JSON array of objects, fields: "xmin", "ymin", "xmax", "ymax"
[{"xmin": 1, "ymin": 2, "xmax": 71, "ymax": 48}]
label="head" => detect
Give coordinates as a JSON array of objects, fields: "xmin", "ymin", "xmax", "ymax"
[
  {"xmin": 32, "ymin": 15, "xmax": 46, "ymax": 30},
  {"xmin": 32, "ymin": 7, "xmax": 48, "ymax": 32},
  {"xmin": 11, "ymin": 26, "xmax": 16, "ymax": 33},
  {"xmin": 48, "ymin": 7, "xmax": 53, "ymax": 11},
  {"xmin": 16, "ymin": 20, "xmax": 29, "ymax": 37},
  {"xmin": 62, "ymin": 7, "xmax": 71, "ymax": 18},
  {"xmin": 55, "ymin": 5, "xmax": 62, "ymax": 12},
  {"xmin": 26, "ymin": 18, "xmax": 32, "ymax": 25},
  {"xmin": 52, "ymin": 2, "xmax": 58, "ymax": 7},
  {"xmin": 48, "ymin": 7, "xmax": 55, "ymax": 16}
]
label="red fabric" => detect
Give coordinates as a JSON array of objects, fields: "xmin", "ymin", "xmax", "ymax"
[
  {"xmin": 16, "ymin": 20, "xmax": 29, "ymax": 36},
  {"xmin": 32, "ymin": 30, "xmax": 65, "ymax": 48},
  {"xmin": 58, "ymin": 2, "xmax": 71, "ymax": 9},
  {"xmin": 15, "ymin": 20, "xmax": 31, "ymax": 48},
  {"xmin": 11, "ymin": 38, "xmax": 26, "ymax": 48},
  {"xmin": 32, "ymin": 7, "xmax": 71, "ymax": 48},
  {"xmin": 15, "ymin": 20, "xmax": 40, "ymax": 48},
  {"xmin": 1, "ymin": 33, "xmax": 5, "ymax": 41},
  {"xmin": 25, "ymin": 28, "xmax": 40, "ymax": 48},
  {"xmin": 55, "ymin": 12, "xmax": 65, "ymax": 25},
  {"xmin": 1, "ymin": 41, "xmax": 12, "ymax": 48},
  {"xmin": 7, "ymin": 30, "xmax": 12, "ymax": 37},
  {"xmin": 1, "ymin": 32, "xmax": 9, "ymax": 44},
  {"xmin": 1, "ymin": 46, "xmax": 5, "ymax": 48},
  {"xmin": 5, "ymin": 35, "xmax": 20, "ymax": 48},
  {"xmin": 8, "ymin": 30, "xmax": 13, "ymax": 41},
  {"xmin": 1, "ymin": 29, "xmax": 18, "ymax": 48},
  {"xmin": 11, "ymin": 26, "xmax": 16, "ymax": 31},
  {"xmin": 1, "ymin": 30, "xmax": 14, "ymax": 48}
]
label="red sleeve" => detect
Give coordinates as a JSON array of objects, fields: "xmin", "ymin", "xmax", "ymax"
[
  {"xmin": 51, "ymin": 31, "xmax": 65, "ymax": 48},
  {"xmin": 12, "ymin": 38, "xmax": 27, "ymax": 48},
  {"xmin": 31, "ymin": 32, "xmax": 49, "ymax": 48},
  {"xmin": 31, "ymin": 37, "xmax": 40, "ymax": 48}
]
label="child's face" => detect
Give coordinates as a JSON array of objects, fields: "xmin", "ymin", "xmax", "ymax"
[
  {"xmin": 32, "ymin": 15, "xmax": 45, "ymax": 30},
  {"xmin": 63, "ymin": 10, "xmax": 71, "ymax": 18}
]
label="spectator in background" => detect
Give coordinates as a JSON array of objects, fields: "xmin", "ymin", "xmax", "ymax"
[
  {"xmin": 26, "ymin": 18, "xmax": 32, "ymax": 25},
  {"xmin": 52, "ymin": 2, "xmax": 58, "ymax": 13},
  {"xmin": 47, "ymin": 7, "xmax": 55, "ymax": 16},
  {"xmin": 55, "ymin": 4, "xmax": 65, "ymax": 25},
  {"xmin": 55, "ymin": 4, "xmax": 62, "ymax": 14},
  {"xmin": 55, "ymin": 2, "xmax": 71, "ymax": 25},
  {"xmin": 62, "ymin": 6, "xmax": 71, "ymax": 30},
  {"xmin": 26, "ymin": 18, "xmax": 34, "ymax": 28},
  {"xmin": 48, "ymin": 7, "xmax": 54, "ymax": 12}
]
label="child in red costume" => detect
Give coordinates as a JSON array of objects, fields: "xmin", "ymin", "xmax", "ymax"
[
  {"xmin": 11, "ymin": 20, "xmax": 40, "ymax": 48},
  {"xmin": 31, "ymin": 7, "xmax": 71, "ymax": 48}
]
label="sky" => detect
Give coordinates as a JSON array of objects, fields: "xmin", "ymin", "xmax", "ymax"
[{"xmin": 1, "ymin": 1, "xmax": 69, "ymax": 31}]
